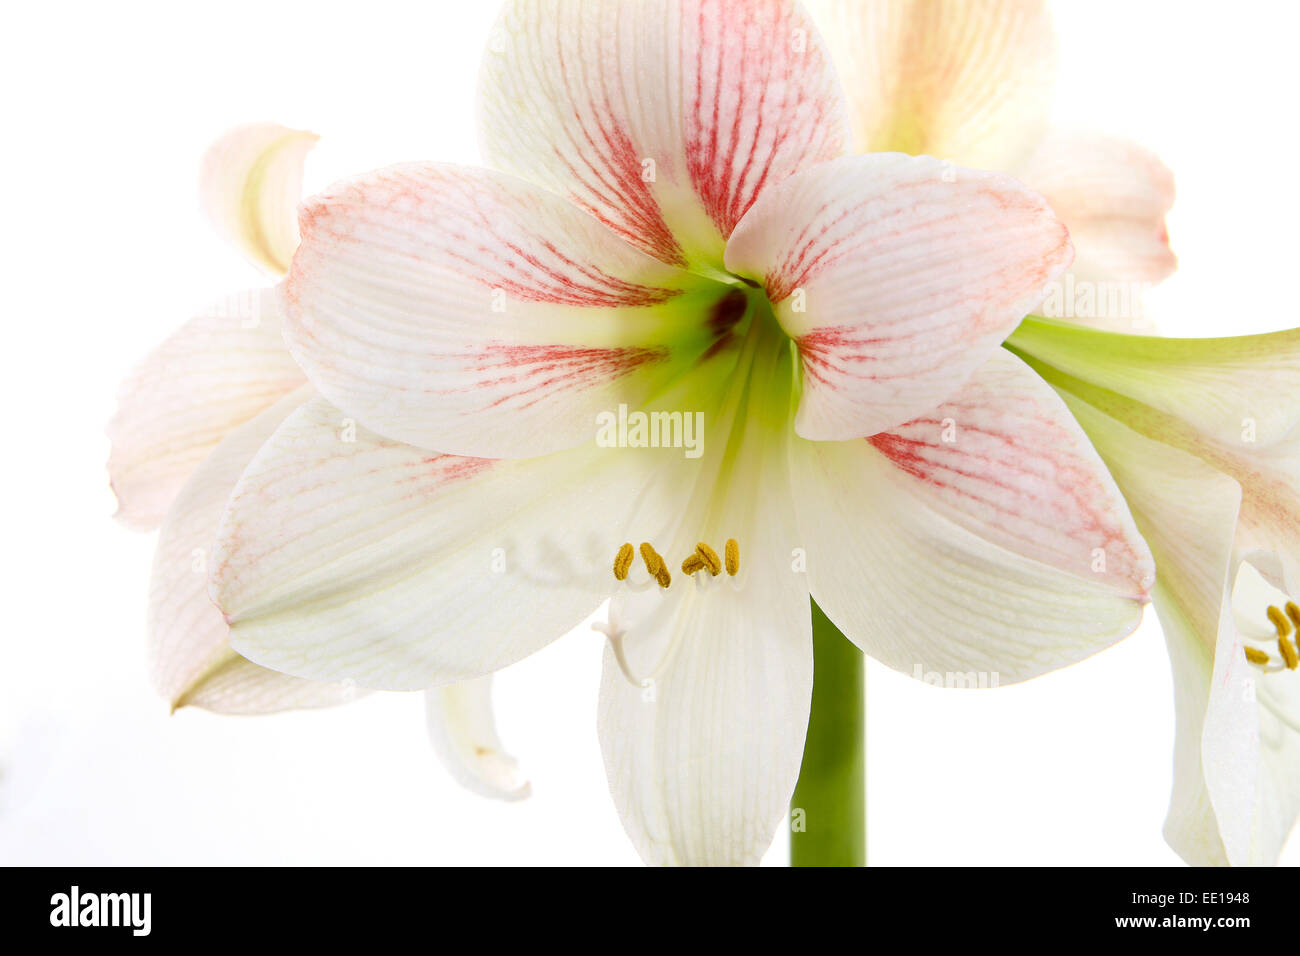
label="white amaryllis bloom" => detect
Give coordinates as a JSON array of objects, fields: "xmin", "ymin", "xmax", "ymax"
[
  {"xmin": 808, "ymin": 0, "xmax": 1177, "ymax": 332},
  {"xmin": 108, "ymin": 124, "xmax": 527, "ymax": 800},
  {"xmin": 1008, "ymin": 316, "xmax": 1300, "ymax": 865},
  {"xmin": 209, "ymin": 0, "xmax": 1154, "ymax": 865}
]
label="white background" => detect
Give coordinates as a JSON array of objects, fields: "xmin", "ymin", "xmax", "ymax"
[{"xmin": 1, "ymin": 0, "xmax": 1296, "ymax": 866}]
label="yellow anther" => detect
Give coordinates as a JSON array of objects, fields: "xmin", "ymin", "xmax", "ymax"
[
  {"xmin": 1280, "ymin": 635, "xmax": 1300, "ymax": 671},
  {"xmin": 1287, "ymin": 601, "xmax": 1300, "ymax": 632},
  {"xmin": 613, "ymin": 543, "xmax": 634, "ymax": 581},
  {"xmin": 725, "ymin": 538, "xmax": 739, "ymax": 576},
  {"xmin": 639, "ymin": 542, "xmax": 664, "ymax": 577},
  {"xmin": 681, "ymin": 553, "xmax": 706, "ymax": 575},
  {"xmin": 695, "ymin": 542, "xmax": 722, "ymax": 576},
  {"xmin": 655, "ymin": 567, "xmax": 671, "ymax": 589},
  {"xmin": 1267, "ymin": 604, "xmax": 1293, "ymax": 638},
  {"xmin": 1244, "ymin": 646, "xmax": 1271, "ymax": 666}
]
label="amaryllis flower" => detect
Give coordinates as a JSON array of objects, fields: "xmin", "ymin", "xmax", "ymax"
[
  {"xmin": 1009, "ymin": 317, "xmax": 1300, "ymax": 865},
  {"xmin": 108, "ymin": 124, "xmax": 528, "ymax": 800},
  {"xmin": 808, "ymin": 0, "xmax": 1177, "ymax": 331},
  {"xmin": 208, "ymin": 0, "xmax": 1154, "ymax": 865}
]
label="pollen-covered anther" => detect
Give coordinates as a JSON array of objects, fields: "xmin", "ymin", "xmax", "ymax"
[
  {"xmin": 1267, "ymin": 604, "xmax": 1300, "ymax": 670},
  {"xmin": 613, "ymin": 542, "xmax": 634, "ymax": 581},
  {"xmin": 639, "ymin": 542, "xmax": 663, "ymax": 576},
  {"xmin": 1287, "ymin": 601, "xmax": 1300, "ymax": 632},
  {"xmin": 724, "ymin": 538, "xmax": 739, "ymax": 576},
  {"xmin": 681, "ymin": 553, "xmax": 706, "ymax": 575},
  {"xmin": 695, "ymin": 542, "xmax": 722, "ymax": 576},
  {"xmin": 638, "ymin": 542, "xmax": 670, "ymax": 589},
  {"xmin": 1267, "ymin": 604, "xmax": 1293, "ymax": 637},
  {"xmin": 1244, "ymin": 646, "xmax": 1271, "ymax": 667}
]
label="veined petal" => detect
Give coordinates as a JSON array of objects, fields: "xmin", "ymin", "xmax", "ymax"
[
  {"xmin": 1057, "ymin": 390, "xmax": 1253, "ymax": 866},
  {"xmin": 285, "ymin": 163, "xmax": 731, "ymax": 458},
  {"xmin": 1018, "ymin": 131, "xmax": 1176, "ymax": 303},
  {"xmin": 151, "ymin": 386, "xmax": 358, "ymax": 714},
  {"xmin": 478, "ymin": 0, "xmax": 849, "ymax": 270},
  {"xmin": 211, "ymin": 397, "xmax": 688, "ymax": 690},
  {"xmin": 199, "ymin": 123, "xmax": 318, "ymax": 275},
  {"xmin": 808, "ymin": 0, "xmax": 1056, "ymax": 169},
  {"xmin": 108, "ymin": 288, "xmax": 306, "ymax": 529},
  {"xmin": 425, "ymin": 677, "xmax": 530, "ymax": 801},
  {"xmin": 791, "ymin": 350, "xmax": 1150, "ymax": 684},
  {"xmin": 598, "ymin": 352, "xmax": 810, "ymax": 866},
  {"xmin": 725, "ymin": 153, "xmax": 1072, "ymax": 440}
]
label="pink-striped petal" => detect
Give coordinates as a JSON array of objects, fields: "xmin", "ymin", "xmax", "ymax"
[
  {"xmin": 478, "ymin": 0, "xmax": 849, "ymax": 270},
  {"xmin": 725, "ymin": 153, "xmax": 1072, "ymax": 440},
  {"xmin": 792, "ymin": 349, "xmax": 1153, "ymax": 684},
  {"xmin": 285, "ymin": 163, "xmax": 733, "ymax": 458}
]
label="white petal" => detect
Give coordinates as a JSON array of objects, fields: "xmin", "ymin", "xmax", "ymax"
[
  {"xmin": 598, "ymin": 371, "xmax": 810, "ymax": 865},
  {"xmin": 108, "ymin": 288, "xmax": 306, "ymax": 529},
  {"xmin": 725, "ymin": 153, "xmax": 1072, "ymax": 440},
  {"xmin": 1060, "ymin": 391, "xmax": 1253, "ymax": 866},
  {"xmin": 199, "ymin": 123, "xmax": 318, "ymax": 274},
  {"xmin": 151, "ymin": 386, "xmax": 359, "ymax": 714},
  {"xmin": 425, "ymin": 677, "xmax": 530, "ymax": 801},
  {"xmin": 479, "ymin": 0, "xmax": 849, "ymax": 269},
  {"xmin": 285, "ymin": 162, "xmax": 732, "ymax": 458},
  {"xmin": 808, "ymin": 0, "xmax": 1056, "ymax": 169},
  {"xmin": 791, "ymin": 351, "xmax": 1150, "ymax": 685},
  {"xmin": 211, "ymin": 397, "xmax": 688, "ymax": 690}
]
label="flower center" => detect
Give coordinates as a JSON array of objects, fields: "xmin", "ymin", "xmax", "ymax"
[{"xmin": 1244, "ymin": 602, "xmax": 1300, "ymax": 672}]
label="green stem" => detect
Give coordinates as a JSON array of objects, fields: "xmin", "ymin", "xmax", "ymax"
[{"xmin": 790, "ymin": 599, "xmax": 866, "ymax": 867}]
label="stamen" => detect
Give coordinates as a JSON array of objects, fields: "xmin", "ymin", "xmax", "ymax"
[
  {"xmin": 695, "ymin": 542, "xmax": 722, "ymax": 576},
  {"xmin": 655, "ymin": 567, "xmax": 671, "ymax": 589},
  {"xmin": 1244, "ymin": 646, "xmax": 1271, "ymax": 666},
  {"xmin": 1267, "ymin": 604, "xmax": 1292, "ymax": 637},
  {"xmin": 1281, "ymin": 634, "xmax": 1300, "ymax": 671},
  {"xmin": 1288, "ymin": 601, "xmax": 1300, "ymax": 632},
  {"xmin": 639, "ymin": 542, "xmax": 663, "ymax": 576},
  {"xmin": 725, "ymin": 538, "xmax": 739, "ymax": 576},
  {"xmin": 613, "ymin": 543, "xmax": 633, "ymax": 581},
  {"xmin": 681, "ymin": 553, "xmax": 706, "ymax": 575}
]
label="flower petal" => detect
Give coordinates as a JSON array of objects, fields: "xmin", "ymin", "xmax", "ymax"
[
  {"xmin": 199, "ymin": 123, "xmax": 318, "ymax": 275},
  {"xmin": 1058, "ymin": 390, "xmax": 1253, "ymax": 866},
  {"xmin": 285, "ymin": 163, "xmax": 732, "ymax": 458},
  {"xmin": 108, "ymin": 288, "xmax": 306, "ymax": 529},
  {"xmin": 1018, "ymin": 131, "xmax": 1177, "ymax": 301},
  {"xmin": 791, "ymin": 350, "xmax": 1151, "ymax": 684},
  {"xmin": 478, "ymin": 0, "xmax": 849, "ymax": 269},
  {"xmin": 212, "ymin": 396, "xmax": 687, "ymax": 690},
  {"xmin": 1010, "ymin": 318, "xmax": 1300, "ymax": 451},
  {"xmin": 425, "ymin": 677, "xmax": 530, "ymax": 801},
  {"xmin": 808, "ymin": 0, "xmax": 1056, "ymax": 169},
  {"xmin": 597, "ymin": 377, "xmax": 810, "ymax": 866},
  {"xmin": 151, "ymin": 386, "xmax": 359, "ymax": 714},
  {"xmin": 725, "ymin": 153, "xmax": 1072, "ymax": 440}
]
